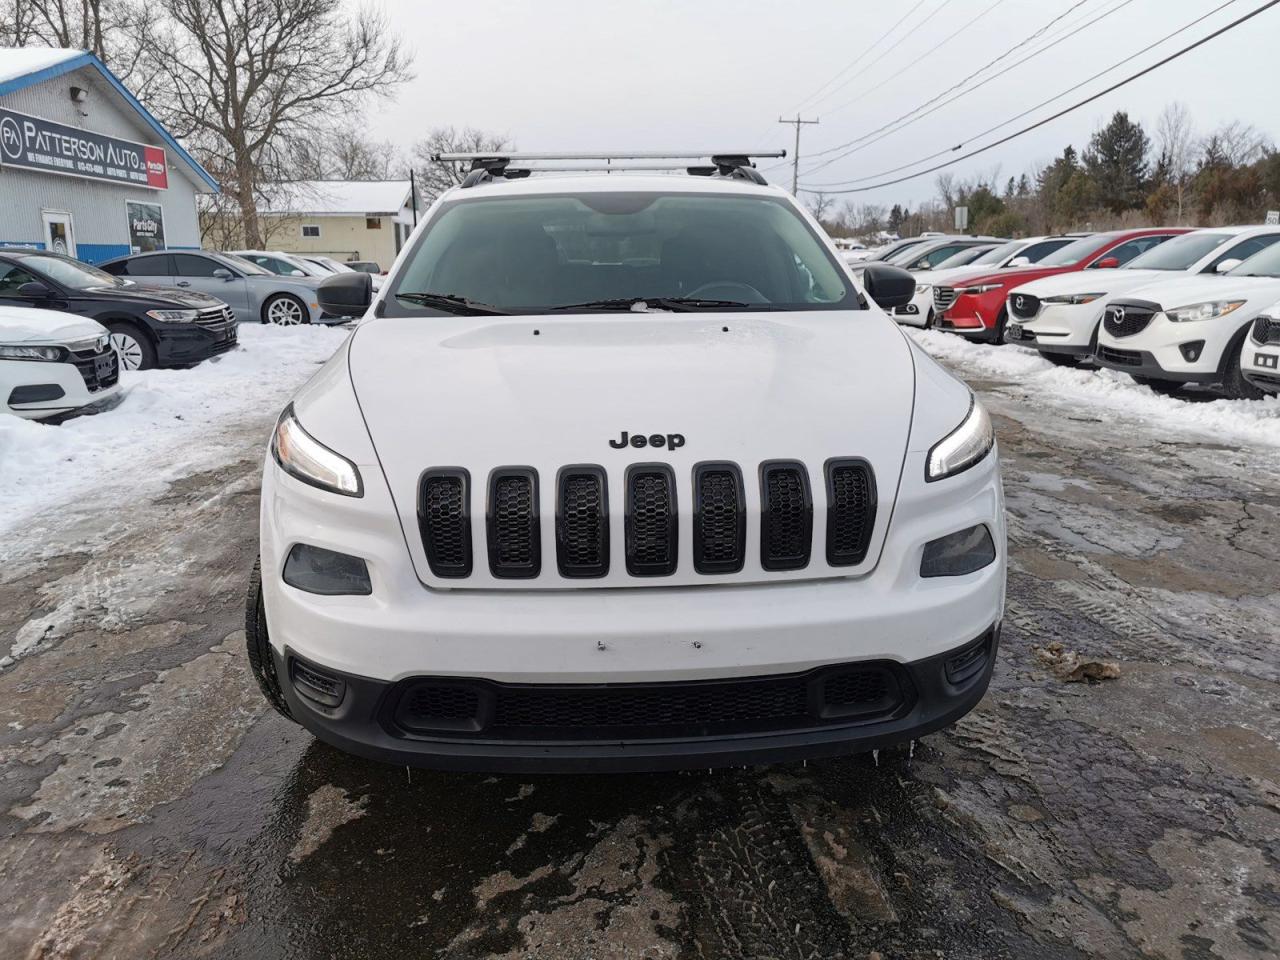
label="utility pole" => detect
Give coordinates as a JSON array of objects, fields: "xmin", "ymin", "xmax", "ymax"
[{"xmin": 778, "ymin": 115, "xmax": 819, "ymax": 194}]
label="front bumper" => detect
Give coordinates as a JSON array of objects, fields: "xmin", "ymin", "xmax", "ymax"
[
  {"xmin": 1094, "ymin": 313, "xmax": 1254, "ymax": 382},
  {"xmin": 2, "ymin": 353, "xmax": 121, "ymax": 419},
  {"xmin": 154, "ymin": 319, "xmax": 239, "ymax": 366},
  {"xmin": 1011, "ymin": 302, "xmax": 1103, "ymax": 353},
  {"xmin": 273, "ymin": 626, "xmax": 1000, "ymax": 773},
  {"xmin": 1241, "ymin": 339, "xmax": 1280, "ymax": 393},
  {"xmin": 939, "ymin": 291, "xmax": 1004, "ymax": 340},
  {"xmin": 891, "ymin": 287, "xmax": 933, "ymax": 327}
]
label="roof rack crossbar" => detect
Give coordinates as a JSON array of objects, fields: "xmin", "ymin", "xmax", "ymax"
[
  {"xmin": 433, "ymin": 150, "xmax": 785, "ymax": 163},
  {"xmin": 436, "ymin": 151, "xmax": 786, "ymax": 189}
]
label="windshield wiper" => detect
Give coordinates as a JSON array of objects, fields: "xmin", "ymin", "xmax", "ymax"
[
  {"xmin": 395, "ymin": 292, "xmax": 509, "ymax": 315},
  {"xmin": 548, "ymin": 296, "xmax": 753, "ymax": 312}
]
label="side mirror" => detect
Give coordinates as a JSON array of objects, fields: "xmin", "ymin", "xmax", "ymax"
[
  {"xmin": 1007, "ymin": 255, "xmax": 1031, "ymax": 268},
  {"xmin": 1093, "ymin": 256, "xmax": 1120, "ymax": 269},
  {"xmin": 318, "ymin": 271, "xmax": 372, "ymax": 316},
  {"xmin": 17, "ymin": 281, "xmax": 54, "ymax": 298},
  {"xmin": 1214, "ymin": 258, "xmax": 1242, "ymax": 274},
  {"xmin": 213, "ymin": 267, "xmax": 234, "ymax": 280},
  {"xmin": 289, "ymin": 269, "xmax": 306, "ymax": 277},
  {"xmin": 861, "ymin": 262, "xmax": 916, "ymax": 310}
]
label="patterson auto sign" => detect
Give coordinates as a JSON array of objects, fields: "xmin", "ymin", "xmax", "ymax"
[{"xmin": 0, "ymin": 107, "xmax": 168, "ymax": 190}]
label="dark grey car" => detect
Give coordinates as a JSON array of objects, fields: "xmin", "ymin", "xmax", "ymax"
[{"xmin": 100, "ymin": 251, "xmax": 349, "ymax": 325}]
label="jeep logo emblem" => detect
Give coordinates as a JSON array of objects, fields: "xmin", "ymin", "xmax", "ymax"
[{"xmin": 610, "ymin": 431, "xmax": 685, "ymax": 450}]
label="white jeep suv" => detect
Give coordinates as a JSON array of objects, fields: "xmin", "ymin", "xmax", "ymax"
[
  {"xmin": 246, "ymin": 153, "xmax": 1006, "ymax": 772},
  {"xmin": 1094, "ymin": 240, "xmax": 1280, "ymax": 398},
  {"xmin": 1006, "ymin": 226, "xmax": 1280, "ymax": 366}
]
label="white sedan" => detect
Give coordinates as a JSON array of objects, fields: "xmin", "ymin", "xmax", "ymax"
[
  {"xmin": 1004, "ymin": 226, "xmax": 1280, "ymax": 365},
  {"xmin": 1, "ymin": 305, "xmax": 121, "ymax": 420}
]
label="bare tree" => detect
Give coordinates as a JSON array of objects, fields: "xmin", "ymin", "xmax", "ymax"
[
  {"xmin": 1205, "ymin": 119, "xmax": 1269, "ymax": 167},
  {"xmin": 0, "ymin": 0, "xmax": 39, "ymax": 44},
  {"xmin": 290, "ymin": 127, "xmax": 404, "ymax": 181},
  {"xmin": 142, "ymin": 0, "xmax": 412, "ymax": 248},
  {"xmin": 805, "ymin": 191, "xmax": 835, "ymax": 223},
  {"xmin": 1156, "ymin": 102, "xmax": 1196, "ymax": 223},
  {"xmin": 409, "ymin": 127, "xmax": 514, "ymax": 201}
]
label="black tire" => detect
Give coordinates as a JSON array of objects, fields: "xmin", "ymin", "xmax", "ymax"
[
  {"xmin": 106, "ymin": 321, "xmax": 157, "ymax": 371},
  {"xmin": 245, "ymin": 559, "xmax": 296, "ymax": 721},
  {"xmin": 991, "ymin": 309, "xmax": 1008, "ymax": 346},
  {"xmin": 924, "ymin": 308, "xmax": 936, "ymax": 330},
  {"xmin": 1132, "ymin": 375, "xmax": 1185, "ymax": 395},
  {"xmin": 1221, "ymin": 336, "xmax": 1266, "ymax": 400},
  {"xmin": 1043, "ymin": 352, "xmax": 1082, "ymax": 368},
  {"xmin": 261, "ymin": 293, "xmax": 309, "ymax": 326}
]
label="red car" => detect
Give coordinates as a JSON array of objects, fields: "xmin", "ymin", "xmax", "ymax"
[{"xmin": 937, "ymin": 228, "xmax": 1191, "ymax": 343}]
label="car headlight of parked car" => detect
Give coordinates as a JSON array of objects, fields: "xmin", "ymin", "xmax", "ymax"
[
  {"xmin": 271, "ymin": 404, "xmax": 363, "ymax": 497},
  {"xmin": 0, "ymin": 344, "xmax": 63, "ymax": 361},
  {"xmin": 927, "ymin": 396, "xmax": 994, "ymax": 482},
  {"xmin": 1165, "ymin": 300, "xmax": 1245, "ymax": 323},
  {"xmin": 145, "ymin": 309, "xmax": 202, "ymax": 322},
  {"xmin": 1043, "ymin": 292, "xmax": 1104, "ymax": 305},
  {"xmin": 959, "ymin": 283, "xmax": 1004, "ymax": 295},
  {"xmin": 915, "ymin": 284, "xmax": 929, "ymax": 294}
]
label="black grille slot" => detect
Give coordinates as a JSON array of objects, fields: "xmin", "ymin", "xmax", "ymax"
[
  {"xmin": 945, "ymin": 630, "xmax": 994, "ymax": 686},
  {"xmin": 557, "ymin": 467, "xmax": 609, "ymax": 578},
  {"xmin": 1098, "ymin": 345, "xmax": 1143, "ymax": 367},
  {"xmin": 1103, "ymin": 300, "xmax": 1156, "ymax": 338},
  {"xmin": 487, "ymin": 468, "xmax": 540, "ymax": 578},
  {"xmin": 394, "ymin": 683, "xmax": 483, "ymax": 733},
  {"xmin": 70, "ymin": 348, "xmax": 119, "ymax": 393},
  {"xmin": 418, "ymin": 469, "xmax": 472, "ymax": 578},
  {"xmin": 626, "ymin": 465, "xmax": 677, "ymax": 576},
  {"xmin": 693, "ymin": 463, "xmax": 745, "ymax": 574},
  {"xmin": 1253, "ymin": 315, "xmax": 1280, "ymax": 345},
  {"xmin": 825, "ymin": 459, "xmax": 876, "ymax": 566},
  {"xmin": 819, "ymin": 666, "xmax": 900, "ymax": 719},
  {"xmin": 1009, "ymin": 293, "xmax": 1040, "ymax": 319},
  {"xmin": 760, "ymin": 461, "xmax": 812, "ymax": 571}
]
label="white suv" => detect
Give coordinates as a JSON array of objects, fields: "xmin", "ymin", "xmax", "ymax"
[
  {"xmin": 1006, "ymin": 226, "xmax": 1280, "ymax": 366},
  {"xmin": 1241, "ymin": 299, "xmax": 1280, "ymax": 394},
  {"xmin": 1094, "ymin": 241, "xmax": 1280, "ymax": 398},
  {"xmin": 246, "ymin": 153, "xmax": 1006, "ymax": 772}
]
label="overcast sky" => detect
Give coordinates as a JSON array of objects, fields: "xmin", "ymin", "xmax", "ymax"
[{"xmin": 365, "ymin": 0, "xmax": 1278, "ymax": 211}]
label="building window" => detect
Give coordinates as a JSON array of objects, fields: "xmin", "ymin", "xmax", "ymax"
[
  {"xmin": 301, "ymin": 224, "xmax": 320, "ymax": 238},
  {"xmin": 366, "ymin": 217, "xmax": 382, "ymax": 230}
]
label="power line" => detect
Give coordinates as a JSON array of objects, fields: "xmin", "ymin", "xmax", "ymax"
[
  {"xmin": 803, "ymin": 0, "xmax": 1239, "ymax": 190},
  {"xmin": 801, "ymin": 0, "xmax": 1110, "ymax": 166},
  {"xmin": 778, "ymin": 115, "xmax": 820, "ymax": 193},
  {"xmin": 798, "ymin": 0, "xmax": 1141, "ymax": 176},
  {"xmin": 801, "ymin": 0, "xmax": 1278, "ymax": 195}
]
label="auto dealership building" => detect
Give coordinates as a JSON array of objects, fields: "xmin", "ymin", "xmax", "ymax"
[{"xmin": 0, "ymin": 48, "xmax": 218, "ymax": 264}]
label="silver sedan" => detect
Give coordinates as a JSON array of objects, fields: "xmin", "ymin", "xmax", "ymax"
[{"xmin": 97, "ymin": 251, "xmax": 352, "ymax": 325}]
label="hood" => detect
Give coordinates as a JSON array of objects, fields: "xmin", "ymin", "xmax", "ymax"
[
  {"xmin": 1011, "ymin": 268, "xmax": 1174, "ymax": 299},
  {"xmin": 0, "ymin": 305, "xmax": 107, "ymax": 344},
  {"xmin": 1119, "ymin": 274, "xmax": 1280, "ymax": 310},
  {"xmin": 944, "ymin": 264, "xmax": 1071, "ymax": 291},
  {"xmin": 80, "ymin": 283, "xmax": 222, "ymax": 308},
  {"xmin": 915, "ymin": 263, "xmax": 1006, "ymax": 285},
  {"xmin": 347, "ymin": 311, "xmax": 916, "ymax": 590}
]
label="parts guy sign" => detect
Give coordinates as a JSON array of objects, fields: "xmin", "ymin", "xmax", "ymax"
[{"xmin": 0, "ymin": 107, "xmax": 168, "ymax": 189}]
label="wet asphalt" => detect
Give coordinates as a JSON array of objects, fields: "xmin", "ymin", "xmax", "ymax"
[{"xmin": 2, "ymin": 351, "xmax": 1279, "ymax": 960}]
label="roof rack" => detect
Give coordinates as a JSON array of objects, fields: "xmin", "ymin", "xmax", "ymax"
[{"xmin": 431, "ymin": 151, "xmax": 786, "ymax": 189}]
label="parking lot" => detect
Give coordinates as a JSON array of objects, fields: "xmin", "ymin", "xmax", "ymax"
[{"xmin": 2, "ymin": 329, "xmax": 1277, "ymax": 960}]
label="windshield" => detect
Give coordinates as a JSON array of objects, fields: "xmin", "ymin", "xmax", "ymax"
[
  {"xmin": 218, "ymin": 252, "xmax": 273, "ymax": 276},
  {"xmin": 1125, "ymin": 232, "xmax": 1231, "ymax": 270},
  {"xmin": 1228, "ymin": 242, "xmax": 1280, "ymax": 278},
  {"xmin": 933, "ymin": 246, "xmax": 995, "ymax": 269},
  {"xmin": 967, "ymin": 239, "xmax": 1025, "ymax": 267},
  {"xmin": 18, "ymin": 253, "xmax": 121, "ymax": 289},
  {"xmin": 1037, "ymin": 234, "xmax": 1115, "ymax": 267},
  {"xmin": 387, "ymin": 191, "xmax": 858, "ymax": 314},
  {"xmin": 872, "ymin": 238, "xmax": 924, "ymax": 262}
]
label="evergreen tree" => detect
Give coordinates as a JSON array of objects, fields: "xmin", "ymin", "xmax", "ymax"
[
  {"xmin": 888, "ymin": 204, "xmax": 905, "ymax": 233},
  {"xmin": 1083, "ymin": 111, "xmax": 1150, "ymax": 214}
]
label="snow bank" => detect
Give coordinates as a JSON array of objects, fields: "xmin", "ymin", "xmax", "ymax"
[
  {"xmin": 909, "ymin": 329, "xmax": 1280, "ymax": 448},
  {"xmin": 0, "ymin": 324, "xmax": 350, "ymax": 544}
]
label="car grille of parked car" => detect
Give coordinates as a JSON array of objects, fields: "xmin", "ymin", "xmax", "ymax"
[
  {"xmin": 1252, "ymin": 315, "xmax": 1280, "ymax": 345},
  {"xmin": 1008, "ymin": 293, "xmax": 1040, "ymax": 320},
  {"xmin": 386, "ymin": 659, "xmax": 909, "ymax": 740},
  {"xmin": 932, "ymin": 286, "xmax": 958, "ymax": 313},
  {"xmin": 1103, "ymin": 301, "xmax": 1157, "ymax": 338},
  {"xmin": 1097, "ymin": 346, "xmax": 1143, "ymax": 367},
  {"xmin": 195, "ymin": 305, "xmax": 236, "ymax": 327},
  {"xmin": 416, "ymin": 460, "xmax": 877, "ymax": 582},
  {"xmin": 68, "ymin": 342, "xmax": 119, "ymax": 393}
]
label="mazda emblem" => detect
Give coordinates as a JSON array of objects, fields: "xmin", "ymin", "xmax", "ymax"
[{"xmin": 1112, "ymin": 306, "xmax": 1125, "ymax": 324}]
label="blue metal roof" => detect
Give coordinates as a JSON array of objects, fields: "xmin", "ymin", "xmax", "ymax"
[{"xmin": 0, "ymin": 50, "xmax": 220, "ymax": 193}]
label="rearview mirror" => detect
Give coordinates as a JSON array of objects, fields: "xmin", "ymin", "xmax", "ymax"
[
  {"xmin": 1215, "ymin": 258, "xmax": 1242, "ymax": 274},
  {"xmin": 1093, "ymin": 256, "xmax": 1120, "ymax": 269},
  {"xmin": 17, "ymin": 281, "xmax": 53, "ymax": 299},
  {"xmin": 213, "ymin": 267, "xmax": 234, "ymax": 280},
  {"xmin": 860, "ymin": 262, "xmax": 916, "ymax": 310},
  {"xmin": 318, "ymin": 271, "xmax": 372, "ymax": 316},
  {"xmin": 1007, "ymin": 255, "xmax": 1031, "ymax": 268}
]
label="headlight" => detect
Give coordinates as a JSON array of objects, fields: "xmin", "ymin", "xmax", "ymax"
[
  {"xmin": 271, "ymin": 404, "xmax": 363, "ymax": 497},
  {"xmin": 915, "ymin": 284, "xmax": 929, "ymax": 294},
  {"xmin": 959, "ymin": 283, "xmax": 1004, "ymax": 295},
  {"xmin": 1165, "ymin": 300, "xmax": 1245, "ymax": 323},
  {"xmin": 927, "ymin": 396, "xmax": 994, "ymax": 482},
  {"xmin": 146, "ymin": 309, "xmax": 201, "ymax": 322},
  {"xmin": 1043, "ymin": 292, "xmax": 1104, "ymax": 305},
  {"xmin": 0, "ymin": 344, "xmax": 63, "ymax": 361}
]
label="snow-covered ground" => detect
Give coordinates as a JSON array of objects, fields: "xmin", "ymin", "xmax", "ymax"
[
  {"xmin": 909, "ymin": 329, "xmax": 1280, "ymax": 448},
  {"xmin": 0, "ymin": 324, "xmax": 350, "ymax": 554}
]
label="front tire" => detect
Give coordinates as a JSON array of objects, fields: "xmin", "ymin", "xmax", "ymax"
[
  {"xmin": 262, "ymin": 294, "xmax": 308, "ymax": 326},
  {"xmin": 991, "ymin": 309, "xmax": 1009, "ymax": 346},
  {"xmin": 245, "ymin": 559, "xmax": 296, "ymax": 722},
  {"xmin": 1221, "ymin": 337, "xmax": 1265, "ymax": 400},
  {"xmin": 107, "ymin": 322, "xmax": 156, "ymax": 371}
]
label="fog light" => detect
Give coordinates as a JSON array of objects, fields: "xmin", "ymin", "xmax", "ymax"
[
  {"xmin": 282, "ymin": 543, "xmax": 372, "ymax": 595},
  {"xmin": 290, "ymin": 658, "xmax": 346, "ymax": 708},
  {"xmin": 921, "ymin": 524, "xmax": 996, "ymax": 577},
  {"xmin": 1179, "ymin": 340, "xmax": 1205, "ymax": 362}
]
